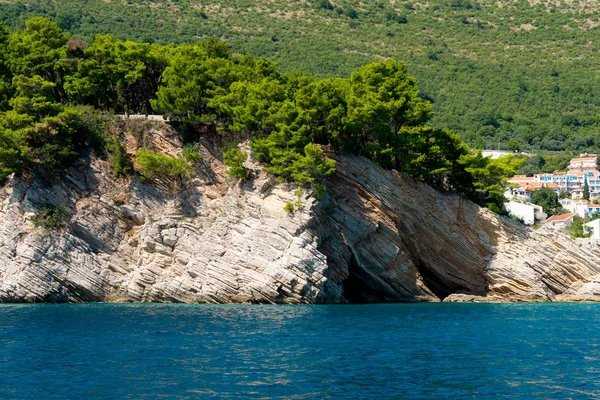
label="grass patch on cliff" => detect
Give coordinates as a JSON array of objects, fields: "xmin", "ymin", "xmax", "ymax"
[
  {"xmin": 135, "ymin": 148, "xmax": 193, "ymax": 180},
  {"xmin": 33, "ymin": 204, "xmax": 69, "ymax": 231}
]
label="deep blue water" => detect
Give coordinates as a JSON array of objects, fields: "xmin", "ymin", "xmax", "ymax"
[{"xmin": 1, "ymin": 303, "xmax": 600, "ymax": 399}]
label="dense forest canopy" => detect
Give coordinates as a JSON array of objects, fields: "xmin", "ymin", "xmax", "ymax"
[
  {"xmin": 0, "ymin": 17, "xmax": 522, "ymax": 210},
  {"xmin": 1, "ymin": 0, "xmax": 600, "ymax": 154}
]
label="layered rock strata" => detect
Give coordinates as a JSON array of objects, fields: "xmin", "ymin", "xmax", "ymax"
[{"xmin": 2, "ymin": 122, "xmax": 600, "ymax": 303}]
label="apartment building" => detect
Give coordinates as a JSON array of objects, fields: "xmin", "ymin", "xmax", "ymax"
[{"xmin": 509, "ymin": 155, "xmax": 600, "ymax": 200}]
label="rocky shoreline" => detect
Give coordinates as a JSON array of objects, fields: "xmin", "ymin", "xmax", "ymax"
[{"xmin": 2, "ymin": 122, "xmax": 600, "ymax": 304}]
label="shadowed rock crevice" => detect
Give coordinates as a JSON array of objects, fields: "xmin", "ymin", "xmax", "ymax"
[
  {"xmin": 341, "ymin": 251, "xmax": 397, "ymax": 303},
  {"xmin": 341, "ymin": 255, "xmax": 378, "ymax": 303},
  {"xmin": 413, "ymin": 259, "xmax": 481, "ymax": 301}
]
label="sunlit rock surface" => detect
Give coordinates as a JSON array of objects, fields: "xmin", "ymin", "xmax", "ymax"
[{"xmin": 2, "ymin": 122, "xmax": 600, "ymax": 303}]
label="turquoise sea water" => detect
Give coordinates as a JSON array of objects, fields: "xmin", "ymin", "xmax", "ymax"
[{"xmin": 1, "ymin": 303, "xmax": 600, "ymax": 399}]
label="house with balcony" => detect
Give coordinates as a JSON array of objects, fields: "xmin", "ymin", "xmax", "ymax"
[
  {"xmin": 545, "ymin": 213, "xmax": 574, "ymax": 229},
  {"xmin": 506, "ymin": 175, "xmax": 561, "ymax": 201},
  {"xmin": 534, "ymin": 172, "xmax": 579, "ymax": 193},
  {"xmin": 589, "ymin": 204, "xmax": 600, "ymax": 215},
  {"xmin": 568, "ymin": 155, "xmax": 598, "ymax": 174},
  {"xmin": 561, "ymin": 199, "xmax": 588, "ymax": 218}
]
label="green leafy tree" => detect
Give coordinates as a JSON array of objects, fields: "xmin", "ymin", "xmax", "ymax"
[
  {"xmin": 153, "ymin": 44, "xmax": 250, "ymax": 122},
  {"xmin": 7, "ymin": 17, "xmax": 69, "ymax": 100},
  {"xmin": 292, "ymin": 76, "xmax": 348, "ymax": 145},
  {"xmin": 0, "ymin": 127, "xmax": 27, "ymax": 182},
  {"xmin": 531, "ymin": 187, "xmax": 565, "ymax": 216},
  {"xmin": 223, "ymin": 148, "xmax": 249, "ymax": 179},
  {"xmin": 105, "ymin": 137, "xmax": 133, "ymax": 177},
  {"xmin": 65, "ymin": 35, "xmax": 169, "ymax": 113},
  {"xmin": 405, "ymin": 126, "xmax": 472, "ymax": 191},
  {"xmin": 7, "ymin": 75, "xmax": 61, "ymax": 121},
  {"xmin": 459, "ymin": 153, "xmax": 525, "ymax": 207},
  {"xmin": 213, "ymin": 77, "xmax": 289, "ymax": 134},
  {"xmin": 567, "ymin": 215, "xmax": 591, "ymax": 238},
  {"xmin": 0, "ymin": 22, "xmax": 12, "ymax": 110},
  {"xmin": 287, "ymin": 143, "xmax": 336, "ymax": 196},
  {"xmin": 343, "ymin": 59, "xmax": 433, "ymax": 170},
  {"xmin": 583, "ymin": 178, "xmax": 590, "ymax": 200},
  {"xmin": 0, "ymin": 75, "xmax": 90, "ymax": 176}
]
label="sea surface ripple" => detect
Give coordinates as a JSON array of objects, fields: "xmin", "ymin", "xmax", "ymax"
[{"xmin": 1, "ymin": 303, "xmax": 599, "ymax": 399}]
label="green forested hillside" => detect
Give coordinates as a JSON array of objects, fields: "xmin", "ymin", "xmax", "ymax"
[
  {"xmin": 1, "ymin": 0, "xmax": 600, "ymax": 152},
  {"xmin": 0, "ymin": 17, "xmax": 523, "ymax": 212}
]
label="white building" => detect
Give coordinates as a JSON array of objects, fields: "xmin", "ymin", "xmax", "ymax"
[
  {"xmin": 505, "ymin": 201, "xmax": 547, "ymax": 225},
  {"xmin": 560, "ymin": 199, "xmax": 588, "ymax": 218},
  {"xmin": 504, "ymin": 186, "xmax": 533, "ymax": 203},
  {"xmin": 506, "ymin": 175, "xmax": 560, "ymax": 200},
  {"xmin": 589, "ymin": 204, "xmax": 600, "ymax": 215},
  {"xmin": 482, "ymin": 150, "xmax": 512, "ymax": 159},
  {"xmin": 568, "ymin": 155, "xmax": 598, "ymax": 174},
  {"xmin": 584, "ymin": 219, "xmax": 600, "ymax": 239},
  {"xmin": 559, "ymin": 199, "xmax": 600, "ymax": 218}
]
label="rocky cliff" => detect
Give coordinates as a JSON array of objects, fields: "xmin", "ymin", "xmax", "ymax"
[{"xmin": 2, "ymin": 122, "xmax": 600, "ymax": 303}]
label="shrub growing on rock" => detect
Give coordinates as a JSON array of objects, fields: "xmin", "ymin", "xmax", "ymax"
[
  {"xmin": 105, "ymin": 137, "xmax": 133, "ymax": 177},
  {"xmin": 283, "ymin": 202, "xmax": 295, "ymax": 213},
  {"xmin": 33, "ymin": 204, "xmax": 69, "ymax": 230},
  {"xmin": 135, "ymin": 148, "xmax": 192, "ymax": 179},
  {"xmin": 183, "ymin": 143, "xmax": 204, "ymax": 163},
  {"xmin": 223, "ymin": 148, "xmax": 249, "ymax": 179}
]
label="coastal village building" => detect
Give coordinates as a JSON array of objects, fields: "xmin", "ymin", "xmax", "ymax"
[
  {"xmin": 505, "ymin": 175, "xmax": 559, "ymax": 202},
  {"xmin": 505, "ymin": 201, "xmax": 546, "ymax": 225},
  {"xmin": 560, "ymin": 199, "xmax": 588, "ymax": 218},
  {"xmin": 568, "ymin": 156, "xmax": 599, "ymax": 174},
  {"xmin": 506, "ymin": 155, "xmax": 600, "ymax": 222},
  {"xmin": 504, "ymin": 182, "xmax": 533, "ymax": 203},
  {"xmin": 507, "ymin": 155, "xmax": 600, "ymax": 206},
  {"xmin": 584, "ymin": 219, "xmax": 600, "ymax": 240},
  {"xmin": 558, "ymin": 199, "xmax": 600, "ymax": 219},
  {"xmin": 531, "ymin": 155, "xmax": 600, "ymax": 196},
  {"xmin": 544, "ymin": 213, "xmax": 574, "ymax": 229}
]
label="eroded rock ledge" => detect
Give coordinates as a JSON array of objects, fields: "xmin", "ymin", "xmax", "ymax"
[{"xmin": 2, "ymin": 124, "xmax": 600, "ymax": 303}]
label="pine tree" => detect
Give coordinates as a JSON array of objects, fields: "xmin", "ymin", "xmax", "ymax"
[{"xmin": 584, "ymin": 178, "xmax": 590, "ymax": 200}]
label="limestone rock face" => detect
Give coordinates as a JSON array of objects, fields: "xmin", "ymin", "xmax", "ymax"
[
  {"xmin": 2, "ymin": 124, "xmax": 600, "ymax": 303},
  {"xmin": 320, "ymin": 155, "xmax": 600, "ymax": 303}
]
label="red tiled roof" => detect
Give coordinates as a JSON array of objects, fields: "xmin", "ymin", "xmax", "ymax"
[
  {"xmin": 522, "ymin": 182, "xmax": 560, "ymax": 190},
  {"xmin": 546, "ymin": 213, "xmax": 574, "ymax": 223},
  {"xmin": 571, "ymin": 157, "xmax": 598, "ymax": 162},
  {"xmin": 508, "ymin": 177, "xmax": 535, "ymax": 183}
]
